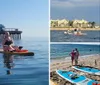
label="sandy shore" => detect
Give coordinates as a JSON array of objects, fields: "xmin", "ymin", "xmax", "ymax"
[
  {"xmin": 50, "ymin": 54, "xmax": 100, "ymax": 85},
  {"xmin": 50, "ymin": 28, "xmax": 100, "ymax": 31}
]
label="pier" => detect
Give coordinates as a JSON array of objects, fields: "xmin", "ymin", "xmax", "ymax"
[{"xmin": 0, "ymin": 24, "xmax": 22, "ymax": 39}]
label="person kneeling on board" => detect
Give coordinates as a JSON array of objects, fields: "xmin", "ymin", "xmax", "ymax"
[{"xmin": 2, "ymin": 32, "xmax": 22, "ymax": 52}]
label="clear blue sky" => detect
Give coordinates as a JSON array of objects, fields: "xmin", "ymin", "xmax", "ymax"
[
  {"xmin": 0, "ymin": 0, "xmax": 49, "ymax": 38},
  {"xmin": 51, "ymin": 0, "xmax": 100, "ymax": 25}
]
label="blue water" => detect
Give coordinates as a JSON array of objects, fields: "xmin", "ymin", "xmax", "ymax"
[
  {"xmin": 50, "ymin": 30, "xmax": 100, "ymax": 42},
  {"xmin": 0, "ymin": 37, "xmax": 48, "ymax": 85},
  {"xmin": 50, "ymin": 44, "xmax": 100, "ymax": 59}
]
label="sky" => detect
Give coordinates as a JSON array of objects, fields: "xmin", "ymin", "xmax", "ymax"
[
  {"xmin": 51, "ymin": 0, "xmax": 100, "ymax": 25},
  {"xmin": 0, "ymin": 0, "xmax": 49, "ymax": 38}
]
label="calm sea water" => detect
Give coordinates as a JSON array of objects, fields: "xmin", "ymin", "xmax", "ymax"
[
  {"xmin": 0, "ymin": 37, "xmax": 48, "ymax": 85},
  {"xmin": 50, "ymin": 30, "xmax": 100, "ymax": 42},
  {"xmin": 50, "ymin": 44, "xmax": 100, "ymax": 59}
]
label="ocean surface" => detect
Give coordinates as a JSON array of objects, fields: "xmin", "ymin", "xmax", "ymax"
[
  {"xmin": 50, "ymin": 44, "xmax": 100, "ymax": 59},
  {"xmin": 0, "ymin": 37, "xmax": 48, "ymax": 85},
  {"xmin": 50, "ymin": 30, "xmax": 100, "ymax": 42}
]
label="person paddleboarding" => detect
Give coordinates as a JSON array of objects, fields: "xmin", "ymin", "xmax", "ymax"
[{"xmin": 2, "ymin": 32, "xmax": 22, "ymax": 52}]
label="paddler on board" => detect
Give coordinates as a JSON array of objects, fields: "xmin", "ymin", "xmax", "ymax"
[{"xmin": 2, "ymin": 32, "xmax": 22, "ymax": 52}]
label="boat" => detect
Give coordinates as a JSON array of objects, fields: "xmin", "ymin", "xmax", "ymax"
[
  {"xmin": 0, "ymin": 48, "xmax": 34, "ymax": 56},
  {"xmin": 56, "ymin": 70, "xmax": 98, "ymax": 85},
  {"xmin": 72, "ymin": 65, "xmax": 100, "ymax": 76}
]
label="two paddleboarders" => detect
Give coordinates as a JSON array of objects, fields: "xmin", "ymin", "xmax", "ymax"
[
  {"xmin": 74, "ymin": 28, "xmax": 87, "ymax": 36},
  {"xmin": 64, "ymin": 28, "xmax": 87, "ymax": 36}
]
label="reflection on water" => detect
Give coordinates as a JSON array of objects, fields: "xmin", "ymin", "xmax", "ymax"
[
  {"xmin": 3, "ymin": 54, "xmax": 15, "ymax": 75},
  {"xmin": 0, "ymin": 38, "xmax": 48, "ymax": 85}
]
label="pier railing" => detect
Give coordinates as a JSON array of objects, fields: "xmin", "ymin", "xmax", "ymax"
[
  {"xmin": 3, "ymin": 28, "xmax": 19, "ymax": 31},
  {"xmin": 0, "ymin": 28, "xmax": 22, "ymax": 39}
]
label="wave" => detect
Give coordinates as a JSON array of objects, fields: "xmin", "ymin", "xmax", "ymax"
[
  {"xmin": 50, "ymin": 42, "xmax": 100, "ymax": 45},
  {"xmin": 51, "ymin": 54, "xmax": 100, "ymax": 60}
]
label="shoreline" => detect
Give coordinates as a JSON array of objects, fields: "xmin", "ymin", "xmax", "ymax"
[
  {"xmin": 51, "ymin": 54, "xmax": 100, "ymax": 62},
  {"xmin": 50, "ymin": 54, "xmax": 100, "ymax": 72},
  {"xmin": 50, "ymin": 54, "xmax": 100, "ymax": 85},
  {"xmin": 50, "ymin": 27, "xmax": 100, "ymax": 31}
]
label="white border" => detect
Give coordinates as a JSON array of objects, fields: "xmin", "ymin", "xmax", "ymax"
[
  {"xmin": 49, "ymin": 0, "xmax": 50, "ymax": 84},
  {"xmin": 49, "ymin": 1, "xmax": 100, "ymax": 85},
  {"xmin": 50, "ymin": 42, "xmax": 100, "ymax": 45}
]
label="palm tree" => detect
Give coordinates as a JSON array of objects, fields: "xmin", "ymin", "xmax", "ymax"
[
  {"xmin": 88, "ymin": 22, "xmax": 92, "ymax": 28},
  {"xmin": 91, "ymin": 22, "xmax": 95, "ymax": 28},
  {"xmin": 69, "ymin": 21, "xmax": 73, "ymax": 27}
]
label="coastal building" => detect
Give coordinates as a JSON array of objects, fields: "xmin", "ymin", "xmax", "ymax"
[
  {"xmin": 58, "ymin": 19, "xmax": 69, "ymax": 27},
  {"xmin": 0, "ymin": 24, "xmax": 22, "ymax": 39},
  {"xmin": 50, "ymin": 19, "xmax": 96, "ymax": 28},
  {"xmin": 72, "ymin": 19, "xmax": 88, "ymax": 28},
  {"xmin": 51, "ymin": 20, "xmax": 59, "ymax": 27},
  {"xmin": 51, "ymin": 19, "xmax": 69, "ymax": 28}
]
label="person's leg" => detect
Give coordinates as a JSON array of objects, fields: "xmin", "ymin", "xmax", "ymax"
[
  {"xmin": 12, "ymin": 46, "xmax": 23, "ymax": 50},
  {"xmin": 75, "ymin": 59, "xmax": 77, "ymax": 65},
  {"xmin": 75, "ymin": 57, "xmax": 77, "ymax": 65},
  {"xmin": 75, "ymin": 56, "xmax": 78, "ymax": 65},
  {"xmin": 8, "ymin": 45, "xmax": 15, "ymax": 51},
  {"xmin": 75, "ymin": 58, "xmax": 78, "ymax": 65},
  {"xmin": 76, "ymin": 57, "xmax": 78, "ymax": 65},
  {"xmin": 71, "ymin": 57, "xmax": 74, "ymax": 66},
  {"xmin": 12, "ymin": 46, "xmax": 19, "ymax": 50},
  {"xmin": 76, "ymin": 58, "xmax": 78, "ymax": 65},
  {"xmin": 72, "ymin": 60, "xmax": 73, "ymax": 65},
  {"xmin": 3, "ymin": 46, "xmax": 9, "ymax": 52}
]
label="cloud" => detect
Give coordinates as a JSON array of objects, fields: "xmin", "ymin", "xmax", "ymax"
[{"xmin": 51, "ymin": 0, "xmax": 100, "ymax": 8}]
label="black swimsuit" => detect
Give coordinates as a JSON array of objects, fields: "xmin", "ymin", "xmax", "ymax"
[{"xmin": 4, "ymin": 40, "xmax": 13, "ymax": 46}]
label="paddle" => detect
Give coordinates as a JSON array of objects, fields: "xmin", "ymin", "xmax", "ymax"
[{"xmin": 18, "ymin": 46, "xmax": 23, "ymax": 50}]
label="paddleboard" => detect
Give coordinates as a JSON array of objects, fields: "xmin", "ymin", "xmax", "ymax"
[
  {"xmin": 56, "ymin": 70, "xmax": 98, "ymax": 85},
  {"xmin": 0, "ymin": 49, "xmax": 34, "ymax": 56},
  {"xmin": 72, "ymin": 65, "xmax": 100, "ymax": 76},
  {"xmin": 64, "ymin": 31, "xmax": 72, "ymax": 35}
]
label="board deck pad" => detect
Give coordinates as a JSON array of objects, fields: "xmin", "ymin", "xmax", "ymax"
[
  {"xmin": 56, "ymin": 70, "xmax": 98, "ymax": 85},
  {"xmin": 72, "ymin": 65, "xmax": 100, "ymax": 76},
  {"xmin": 0, "ymin": 49, "xmax": 34, "ymax": 56}
]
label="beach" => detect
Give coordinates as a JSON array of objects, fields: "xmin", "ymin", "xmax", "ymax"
[
  {"xmin": 50, "ymin": 54, "xmax": 100, "ymax": 85},
  {"xmin": 50, "ymin": 28, "xmax": 100, "ymax": 31}
]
